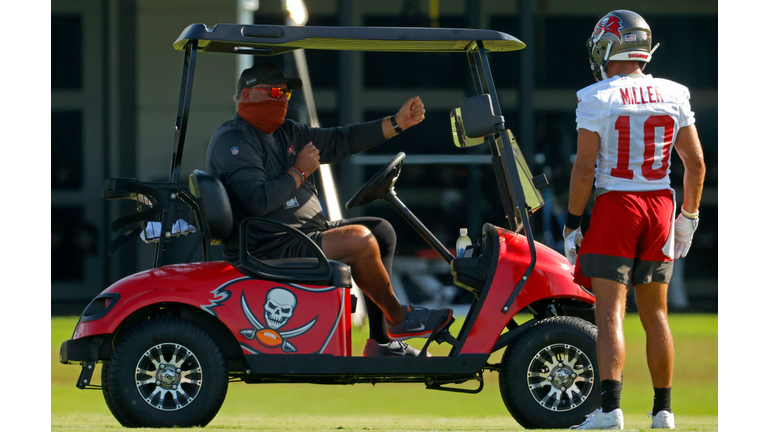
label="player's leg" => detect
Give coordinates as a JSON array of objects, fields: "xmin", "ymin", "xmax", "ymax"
[
  {"xmin": 592, "ymin": 278, "xmax": 628, "ymax": 381},
  {"xmin": 321, "ymin": 219, "xmax": 423, "ymax": 356},
  {"xmin": 572, "ymin": 277, "xmax": 627, "ymax": 429},
  {"xmin": 321, "ymin": 223, "xmax": 452, "ymax": 339},
  {"xmin": 635, "ymin": 281, "xmax": 675, "ymax": 427},
  {"xmin": 635, "ymin": 282, "xmax": 674, "ymax": 388},
  {"xmin": 320, "ymin": 224, "xmax": 404, "ymax": 323},
  {"xmin": 592, "ymin": 278, "xmax": 628, "ymax": 404},
  {"xmin": 633, "ymin": 191, "xmax": 675, "ymax": 390},
  {"xmin": 323, "ymin": 218, "xmax": 394, "ymax": 342},
  {"xmin": 632, "ymin": 190, "xmax": 676, "ymax": 428},
  {"xmin": 571, "ymin": 192, "xmax": 638, "ymax": 429},
  {"xmin": 344, "ymin": 218, "xmax": 396, "ymax": 343},
  {"xmin": 572, "ymin": 192, "xmax": 635, "ymax": 403}
]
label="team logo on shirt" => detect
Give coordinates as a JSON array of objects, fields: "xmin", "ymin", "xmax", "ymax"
[
  {"xmin": 231, "ymin": 146, "xmax": 239, "ymax": 155},
  {"xmin": 594, "ymin": 15, "xmax": 622, "ymax": 39},
  {"xmin": 284, "ymin": 197, "xmax": 299, "ymax": 209},
  {"xmin": 287, "ymin": 145, "xmax": 296, "ymax": 156}
]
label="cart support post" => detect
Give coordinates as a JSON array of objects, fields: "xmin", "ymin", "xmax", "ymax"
[
  {"xmin": 169, "ymin": 40, "xmax": 198, "ymax": 184},
  {"xmin": 475, "ymin": 41, "xmax": 537, "ymax": 313},
  {"xmin": 466, "ymin": 46, "xmax": 518, "ymax": 237},
  {"xmin": 153, "ymin": 41, "xmax": 199, "ymax": 267}
]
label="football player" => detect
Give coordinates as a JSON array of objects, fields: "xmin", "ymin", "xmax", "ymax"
[{"xmin": 565, "ymin": 10, "xmax": 706, "ymax": 430}]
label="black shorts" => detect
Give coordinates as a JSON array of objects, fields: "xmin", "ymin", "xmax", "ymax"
[
  {"xmin": 270, "ymin": 218, "xmax": 370, "ymax": 258},
  {"xmin": 236, "ymin": 217, "xmax": 395, "ymax": 275}
]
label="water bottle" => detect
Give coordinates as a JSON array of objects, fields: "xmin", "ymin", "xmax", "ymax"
[{"xmin": 456, "ymin": 228, "xmax": 472, "ymax": 258}]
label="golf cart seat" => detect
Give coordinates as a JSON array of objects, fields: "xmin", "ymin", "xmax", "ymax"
[{"xmin": 188, "ymin": 170, "xmax": 352, "ymax": 288}]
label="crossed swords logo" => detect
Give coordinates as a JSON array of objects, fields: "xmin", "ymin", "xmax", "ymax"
[{"xmin": 239, "ymin": 292, "xmax": 316, "ymax": 353}]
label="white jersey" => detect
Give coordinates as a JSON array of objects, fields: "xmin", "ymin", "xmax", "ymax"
[{"xmin": 575, "ymin": 74, "xmax": 695, "ymax": 192}]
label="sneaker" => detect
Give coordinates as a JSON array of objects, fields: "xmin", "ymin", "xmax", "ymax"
[
  {"xmin": 570, "ymin": 408, "xmax": 624, "ymax": 430},
  {"xmin": 386, "ymin": 305, "xmax": 453, "ymax": 341},
  {"xmin": 362, "ymin": 338, "xmax": 431, "ymax": 357},
  {"xmin": 649, "ymin": 410, "xmax": 675, "ymax": 429}
]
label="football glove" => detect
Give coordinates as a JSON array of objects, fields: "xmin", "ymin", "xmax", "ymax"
[
  {"xmin": 563, "ymin": 226, "xmax": 583, "ymax": 265},
  {"xmin": 673, "ymin": 212, "xmax": 699, "ymax": 259}
]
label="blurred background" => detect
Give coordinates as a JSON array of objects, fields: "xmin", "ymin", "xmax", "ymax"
[{"xmin": 51, "ymin": 0, "xmax": 717, "ymax": 316}]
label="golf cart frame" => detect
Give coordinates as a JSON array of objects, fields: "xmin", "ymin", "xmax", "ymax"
[{"xmin": 60, "ymin": 23, "xmax": 597, "ymax": 429}]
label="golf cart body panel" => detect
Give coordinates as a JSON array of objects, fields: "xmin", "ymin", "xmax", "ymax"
[
  {"xmin": 458, "ymin": 226, "xmax": 595, "ymax": 354},
  {"xmin": 71, "ymin": 261, "xmax": 353, "ymax": 356}
]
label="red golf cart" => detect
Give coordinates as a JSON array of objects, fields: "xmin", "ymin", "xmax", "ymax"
[{"xmin": 60, "ymin": 23, "xmax": 597, "ymax": 429}]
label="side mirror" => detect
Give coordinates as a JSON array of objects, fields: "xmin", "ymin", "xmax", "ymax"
[
  {"xmin": 450, "ymin": 108, "xmax": 485, "ymax": 148},
  {"xmin": 450, "ymin": 94, "xmax": 505, "ymax": 148}
]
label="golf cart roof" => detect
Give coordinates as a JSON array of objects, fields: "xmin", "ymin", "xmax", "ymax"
[{"xmin": 174, "ymin": 23, "xmax": 525, "ymax": 54}]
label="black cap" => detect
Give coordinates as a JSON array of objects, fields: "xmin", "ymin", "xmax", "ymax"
[{"xmin": 237, "ymin": 61, "xmax": 303, "ymax": 93}]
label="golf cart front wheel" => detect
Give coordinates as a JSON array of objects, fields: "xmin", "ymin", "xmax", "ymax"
[
  {"xmin": 102, "ymin": 316, "xmax": 228, "ymax": 428},
  {"xmin": 499, "ymin": 316, "xmax": 600, "ymax": 429}
]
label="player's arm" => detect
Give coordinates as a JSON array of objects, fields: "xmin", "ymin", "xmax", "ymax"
[
  {"xmin": 565, "ymin": 128, "xmax": 600, "ymax": 237},
  {"xmin": 673, "ymin": 124, "xmax": 705, "ymax": 214},
  {"xmin": 382, "ymin": 96, "xmax": 425, "ymax": 139},
  {"xmin": 671, "ymin": 124, "xmax": 705, "ymax": 258}
]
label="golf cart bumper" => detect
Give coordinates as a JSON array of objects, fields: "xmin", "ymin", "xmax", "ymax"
[
  {"xmin": 60, "ymin": 335, "xmax": 110, "ymax": 389},
  {"xmin": 60, "ymin": 334, "xmax": 111, "ymax": 364}
]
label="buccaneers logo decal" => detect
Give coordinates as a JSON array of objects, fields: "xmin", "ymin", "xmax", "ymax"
[
  {"xmin": 201, "ymin": 279, "xmax": 345, "ymax": 355},
  {"xmin": 239, "ymin": 288, "xmax": 317, "ymax": 353},
  {"xmin": 201, "ymin": 277, "xmax": 249, "ymax": 317},
  {"xmin": 594, "ymin": 15, "xmax": 622, "ymax": 39}
]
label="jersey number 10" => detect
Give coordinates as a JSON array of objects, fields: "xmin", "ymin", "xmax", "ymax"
[{"xmin": 610, "ymin": 114, "xmax": 674, "ymax": 181}]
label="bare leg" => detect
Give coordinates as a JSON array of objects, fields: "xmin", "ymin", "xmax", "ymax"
[
  {"xmin": 634, "ymin": 282, "xmax": 674, "ymax": 388},
  {"xmin": 321, "ymin": 225, "xmax": 404, "ymax": 324},
  {"xmin": 591, "ymin": 278, "xmax": 628, "ymax": 382}
]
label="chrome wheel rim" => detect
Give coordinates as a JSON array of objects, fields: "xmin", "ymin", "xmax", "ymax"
[
  {"xmin": 526, "ymin": 343, "xmax": 594, "ymax": 412},
  {"xmin": 135, "ymin": 343, "xmax": 203, "ymax": 411}
]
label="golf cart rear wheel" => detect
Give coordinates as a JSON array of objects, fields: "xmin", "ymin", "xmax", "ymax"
[
  {"xmin": 102, "ymin": 316, "xmax": 228, "ymax": 428},
  {"xmin": 499, "ymin": 316, "xmax": 600, "ymax": 429}
]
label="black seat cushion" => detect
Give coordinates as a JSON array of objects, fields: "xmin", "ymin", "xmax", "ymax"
[{"xmin": 243, "ymin": 258, "xmax": 352, "ymax": 288}]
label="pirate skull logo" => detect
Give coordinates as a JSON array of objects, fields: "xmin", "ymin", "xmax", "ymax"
[
  {"xmin": 239, "ymin": 289, "xmax": 316, "ymax": 353},
  {"xmin": 264, "ymin": 288, "xmax": 296, "ymax": 330}
]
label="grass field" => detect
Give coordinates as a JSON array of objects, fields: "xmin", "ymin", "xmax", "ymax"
[{"xmin": 51, "ymin": 314, "xmax": 717, "ymax": 431}]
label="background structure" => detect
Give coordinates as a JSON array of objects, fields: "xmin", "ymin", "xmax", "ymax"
[{"xmin": 51, "ymin": 0, "xmax": 717, "ymax": 315}]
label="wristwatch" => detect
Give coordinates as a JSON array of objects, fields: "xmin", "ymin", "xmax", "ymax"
[{"xmin": 390, "ymin": 115, "xmax": 404, "ymax": 134}]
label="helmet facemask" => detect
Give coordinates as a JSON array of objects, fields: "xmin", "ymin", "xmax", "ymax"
[{"xmin": 587, "ymin": 29, "xmax": 612, "ymax": 81}]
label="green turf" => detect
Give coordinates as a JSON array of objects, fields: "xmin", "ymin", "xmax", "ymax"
[{"xmin": 52, "ymin": 314, "xmax": 717, "ymax": 431}]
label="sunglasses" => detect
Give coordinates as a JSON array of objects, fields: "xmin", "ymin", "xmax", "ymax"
[{"xmin": 253, "ymin": 86, "xmax": 292, "ymax": 100}]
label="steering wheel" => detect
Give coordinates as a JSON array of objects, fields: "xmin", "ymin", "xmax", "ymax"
[{"xmin": 345, "ymin": 152, "xmax": 406, "ymax": 209}]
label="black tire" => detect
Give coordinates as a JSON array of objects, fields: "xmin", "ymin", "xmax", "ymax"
[
  {"xmin": 102, "ymin": 317, "xmax": 228, "ymax": 428},
  {"xmin": 499, "ymin": 316, "xmax": 600, "ymax": 429},
  {"xmin": 102, "ymin": 361, "xmax": 142, "ymax": 427}
]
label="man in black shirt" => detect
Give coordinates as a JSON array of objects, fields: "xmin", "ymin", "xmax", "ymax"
[{"xmin": 206, "ymin": 61, "xmax": 452, "ymax": 356}]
